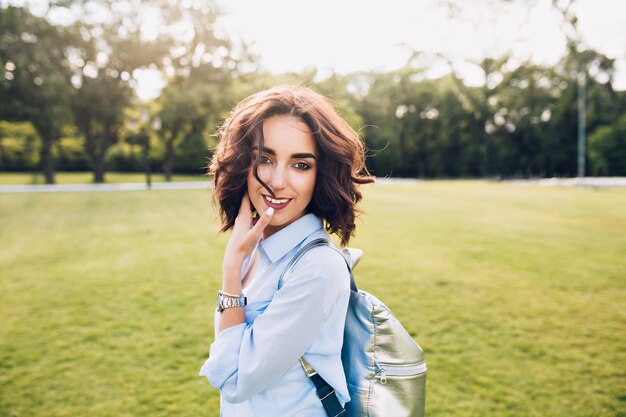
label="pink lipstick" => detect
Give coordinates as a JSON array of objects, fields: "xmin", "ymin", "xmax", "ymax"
[{"xmin": 262, "ymin": 194, "xmax": 292, "ymax": 210}]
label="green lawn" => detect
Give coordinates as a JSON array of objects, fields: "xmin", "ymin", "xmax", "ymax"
[
  {"xmin": 1, "ymin": 181, "xmax": 624, "ymax": 417},
  {"xmin": 0, "ymin": 171, "xmax": 209, "ymax": 185}
]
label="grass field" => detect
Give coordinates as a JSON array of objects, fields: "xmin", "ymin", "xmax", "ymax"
[
  {"xmin": 1, "ymin": 180, "xmax": 625, "ymax": 417},
  {"xmin": 0, "ymin": 171, "xmax": 208, "ymax": 185}
]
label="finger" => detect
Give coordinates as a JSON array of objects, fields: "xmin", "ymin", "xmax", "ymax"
[
  {"xmin": 250, "ymin": 206, "xmax": 274, "ymax": 236},
  {"xmin": 238, "ymin": 192, "xmax": 252, "ymax": 217}
]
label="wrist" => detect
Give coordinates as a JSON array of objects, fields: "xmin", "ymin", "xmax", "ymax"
[
  {"xmin": 221, "ymin": 281, "xmax": 243, "ymax": 295},
  {"xmin": 222, "ymin": 257, "xmax": 244, "ymax": 273},
  {"xmin": 222, "ymin": 261, "xmax": 243, "ymax": 293}
]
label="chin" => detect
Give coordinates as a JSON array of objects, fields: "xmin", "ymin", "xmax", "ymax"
[{"xmin": 269, "ymin": 214, "xmax": 286, "ymax": 225}]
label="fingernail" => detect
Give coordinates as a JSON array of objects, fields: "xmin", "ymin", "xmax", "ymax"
[{"xmin": 265, "ymin": 207, "xmax": 274, "ymax": 216}]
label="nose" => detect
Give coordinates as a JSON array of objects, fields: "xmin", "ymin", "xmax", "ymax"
[{"xmin": 269, "ymin": 165, "xmax": 287, "ymax": 192}]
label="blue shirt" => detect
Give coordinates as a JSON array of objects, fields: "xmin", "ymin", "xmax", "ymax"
[{"xmin": 199, "ymin": 213, "xmax": 352, "ymax": 416}]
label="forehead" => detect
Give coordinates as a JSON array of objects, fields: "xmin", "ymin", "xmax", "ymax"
[{"xmin": 257, "ymin": 115, "xmax": 317, "ymax": 154}]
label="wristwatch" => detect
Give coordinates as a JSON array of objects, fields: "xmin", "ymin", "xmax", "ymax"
[{"xmin": 216, "ymin": 290, "xmax": 247, "ymax": 313}]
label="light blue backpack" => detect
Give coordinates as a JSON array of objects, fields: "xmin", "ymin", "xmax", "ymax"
[{"xmin": 279, "ymin": 238, "xmax": 427, "ymax": 417}]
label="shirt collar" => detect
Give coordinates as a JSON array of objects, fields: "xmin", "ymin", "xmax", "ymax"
[{"xmin": 259, "ymin": 213, "xmax": 323, "ymax": 263}]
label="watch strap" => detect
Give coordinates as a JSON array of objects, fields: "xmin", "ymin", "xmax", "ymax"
[{"xmin": 216, "ymin": 291, "xmax": 247, "ymax": 312}]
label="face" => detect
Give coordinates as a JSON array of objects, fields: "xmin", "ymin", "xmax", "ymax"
[{"xmin": 247, "ymin": 115, "xmax": 318, "ymax": 239}]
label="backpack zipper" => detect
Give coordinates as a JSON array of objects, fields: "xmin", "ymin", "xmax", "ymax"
[{"xmin": 376, "ymin": 362, "xmax": 427, "ymax": 385}]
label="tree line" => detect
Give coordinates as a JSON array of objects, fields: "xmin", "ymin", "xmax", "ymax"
[{"xmin": 1, "ymin": 1, "xmax": 625, "ymax": 183}]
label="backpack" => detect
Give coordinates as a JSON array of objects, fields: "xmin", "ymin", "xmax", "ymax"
[{"xmin": 278, "ymin": 237, "xmax": 427, "ymax": 417}]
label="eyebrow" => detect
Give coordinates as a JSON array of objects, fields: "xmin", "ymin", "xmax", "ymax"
[{"xmin": 252, "ymin": 145, "xmax": 317, "ymax": 160}]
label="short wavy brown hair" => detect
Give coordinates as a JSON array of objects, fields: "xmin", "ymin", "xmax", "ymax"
[{"xmin": 208, "ymin": 85, "xmax": 374, "ymax": 247}]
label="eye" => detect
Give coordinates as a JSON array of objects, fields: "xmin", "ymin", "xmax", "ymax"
[
  {"xmin": 259, "ymin": 155, "xmax": 271, "ymax": 164},
  {"xmin": 294, "ymin": 162, "xmax": 311, "ymax": 170}
]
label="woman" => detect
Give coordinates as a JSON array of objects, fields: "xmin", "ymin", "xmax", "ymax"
[{"xmin": 199, "ymin": 86, "xmax": 374, "ymax": 416}]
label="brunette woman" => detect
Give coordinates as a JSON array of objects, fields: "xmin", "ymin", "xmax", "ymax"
[{"xmin": 199, "ymin": 86, "xmax": 374, "ymax": 416}]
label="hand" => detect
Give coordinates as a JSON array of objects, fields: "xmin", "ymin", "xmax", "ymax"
[{"xmin": 223, "ymin": 192, "xmax": 274, "ymax": 270}]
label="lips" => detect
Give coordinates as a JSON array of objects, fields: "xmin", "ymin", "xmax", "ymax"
[{"xmin": 262, "ymin": 194, "xmax": 292, "ymax": 210}]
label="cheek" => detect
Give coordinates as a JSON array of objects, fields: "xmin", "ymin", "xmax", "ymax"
[
  {"xmin": 247, "ymin": 165, "xmax": 268, "ymax": 187},
  {"xmin": 259, "ymin": 165, "xmax": 272, "ymax": 180},
  {"xmin": 250, "ymin": 165, "xmax": 271, "ymax": 183},
  {"xmin": 296, "ymin": 171, "xmax": 316, "ymax": 198},
  {"xmin": 246, "ymin": 170, "xmax": 261, "ymax": 205}
]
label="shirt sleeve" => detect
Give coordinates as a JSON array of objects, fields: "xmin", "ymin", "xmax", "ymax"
[{"xmin": 198, "ymin": 245, "xmax": 349, "ymax": 403}]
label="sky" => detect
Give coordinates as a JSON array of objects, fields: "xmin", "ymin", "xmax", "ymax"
[
  {"xmin": 7, "ymin": 0, "xmax": 625, "ymax": 98},
  {"xmin": 142, "ymin": 0, "xmax": 624, "ymax": 101},
  {"xmin": 215, "ymin": 0, "xmax": 626, "ymax": 70}
]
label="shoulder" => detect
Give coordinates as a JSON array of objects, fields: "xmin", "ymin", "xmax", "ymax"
[
  {"xmin": 291, "ymin": 239, "xmax": 350, "ymax": 286},
  {"xmin": 302, "ymin": 244, "xmax": 346, "ymax": 267}
]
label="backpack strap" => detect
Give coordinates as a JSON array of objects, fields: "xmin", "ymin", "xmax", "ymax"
[
  {"xmin": 300, "ymin": 357, "xmax": 346, "ymax": 417},
  {"xmin": 278, "ymin": 237, "xmax": 358, "ymax": 292},
  {"xmin": 277, "ymin": 237, "xmax": 354, "ymax": 417}
]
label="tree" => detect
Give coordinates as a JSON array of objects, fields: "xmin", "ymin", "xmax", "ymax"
[
  {"xmin": 70, "ymin": 75, "xmax": 133, "ymax": 183},
  {"xmin": 494, "ymin": 63, "xmax": 557, "ymax": 177},
  {"xmin": 588, "ymin": 114, "xmax": 626, "ymax": 176},
  {"xmin": 0, "ymin": 6, "xmax": 73, "ymax": 183},
  {"xmin": 154, "ymin": 1, "xmax": 251, "ymax": 180},
  {"xmin": 156, "ymin": 79, "xmax": 220, "ymax": 180},
  {"xmin": 65, "ymin": 1, "xmax": 167, "ymax": 183}
]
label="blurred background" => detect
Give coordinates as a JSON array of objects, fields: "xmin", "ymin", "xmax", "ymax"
[
  {"xmin": 1, "ymin": 2, "xmax": 625, "ymax": 417},
  {"xmin": 1, "ymin": 0, "xmax": 625, "ymax": 184}
]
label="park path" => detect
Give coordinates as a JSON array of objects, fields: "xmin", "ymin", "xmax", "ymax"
[
  {"xmin": 0, "ymin": 177, "xmax": 624, "ymax": 193},
  {"xmin": 0, "ymin": 177, "xmax": 421, "ymax": 193},
  {"xmin": 508, "ymin": 177, "xmax": 626, "ymax": 188},
  {"xmin": 0, "ymin": 181, "xmax": 213, "ymax": 193}
]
